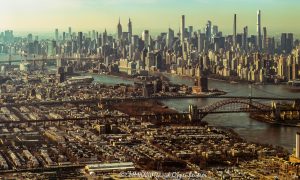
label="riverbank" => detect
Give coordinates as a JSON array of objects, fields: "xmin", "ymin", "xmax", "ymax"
[
  {"xmin": 79, "ymin": 71, "xmax": 299, "ymax": 152},
  {"xmin": 111, "ymin": 100, "xmax": 177, "ymax": 116},
  {"xmin": 162, "ymin": 71, "xmax": 292, "ymax": 87},
  {"xmin": 250, "ymin": 113, "xmax": 300, "ymax": 127}
]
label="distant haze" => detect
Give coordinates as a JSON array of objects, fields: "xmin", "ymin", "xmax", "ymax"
[{"xmin": 1, "ymin": 0, "xmax": 300, "ymax": 37}]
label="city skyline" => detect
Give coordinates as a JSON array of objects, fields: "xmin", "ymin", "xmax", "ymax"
[{"xmin": 1, "ymin": 0, "xmax": 300, "ymax": 36}]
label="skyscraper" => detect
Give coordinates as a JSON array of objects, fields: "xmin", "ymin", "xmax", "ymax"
[
  {"xmin": 188, "ymin": 26, "xmax": 193, "ymax": 39},
  {"xmin": 68, "ymin": 27, "xmax": 72, "ymax": 40},
  {"xmin": 281, "ymin": 33, "xmax": 294, "ymax": 53},
  {"xmin": 77, "ymin": 32, "xmax": 83, "ymax": 53},
  {"xmin": 287, "ymin": 33, "xmax": 294, "ymax": 53},
  {"xmin": 27, "ymin": 34, "xmax": 33, "ymax": 43},
  {"xmin": 142, "ymin": 30, "xmax": 150, "ymax": 49},
  {"xmin": 233, "ymin": 14, "xmax": 236, "ymax": 47},
  {"xmin": 167, "ymin": 28, "xmax": 174, "ymax": 48},
  {"xmin": 102, "ymin": 29, "xmax": 108, "ymax": 46},
  {"xmin": 117, "ymin": 18, "xmax": 122, "ymax": 40},
  {"xmin": 92, "ymin": 30, "xmax": 96, "ymax": 40},
  {"xmin": 205, "ymin": 21, "xmax": 212, "ymax": 43},
  {"xmin": 128, "ymin": 18, "xmax": 132, "ymax": 43},
  {"xmin": 62, "ymin": 32, "xmax": 66, "ymax": 42},
  {"xmin": 263, "ymin": 27, "xmax": 267, "ymax": 51},
  {"xmin": 243, "ymin": 26, "xmax": 248, "ymax": 51},
  {"xmin": 257, "ymin": 10, "xmax": 262, "ymax": 51},
  {"xmin": 233, "ymin": 14, "xmax": 237, "ymax": 47},
  {"xmin": 212, "ymin": 25, "xmax": 218, "ymax": 38},
  {"xmin": 55, "ymin": 28, "xmax": 59, "ymax": 41},
  {"xmin": 198, "ymin": 33, "xmax": 205, "ymax": 53},
  {"xmin": 180, "ymin": 15, "xmax": 185, "ymax": 45}
]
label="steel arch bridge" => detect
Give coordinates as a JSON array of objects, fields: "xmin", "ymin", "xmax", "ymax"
[{"xmin": 197, "ymin": 98, "xmax": 272, "ymax": 120}]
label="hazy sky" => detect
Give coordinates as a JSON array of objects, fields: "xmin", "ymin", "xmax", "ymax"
[{"xmin": 0, "ymin": 0, "xmax": 299, "ymax": 36}]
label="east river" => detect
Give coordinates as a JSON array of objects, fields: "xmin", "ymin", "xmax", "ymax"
[
  {"xmin": 1, "ymin": 53, "xmax": 299, "ymax": 152},
  {"xmin": 90, "ymin": 73, "xmax": 300, "ymax": 153}
]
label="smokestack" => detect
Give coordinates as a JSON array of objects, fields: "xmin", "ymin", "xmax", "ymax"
[{"xmin": 296, "ymin": 132, "xmax": 300, "ymax": 158}]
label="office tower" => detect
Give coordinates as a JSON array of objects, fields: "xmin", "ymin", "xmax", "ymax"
[
  {"xmin": 128, "ymin": 18, "xmax": 132, "ymax": 43},
  {"xmin": 155, "ymin": 52, "xmax": 163, "ymax": 70},
  {"xmin": 55, "ymin": 28, "xmax": 59, "ymax": 41},
  {"xmin": 142, "ymin": 30, "xmax": 150, "ymax": 49},
  {"xmin": 3, "ymin": 30, "xmax": 14, "ymax": 43},
  {"xmin": 68, "ymin": 27, "xmax": 72, "ymax": 40},
  {"xmin": 180, "ymin": 15, "xmax": 185, "ymax": 45},
  {"xmin": 236, "ymin": 34, "xmax": 243, "ymax": 47},
  {"xmin": 281, "ymin": 33, "xmax": 294, "ymax": 53},
  {"xmin": 263, "ymin": 27, "xmax": 267, "ymax": 51},
  {"xmin": 117, "ymin": 18, "xmax": 122, "ymax": 40},
  {"xmin": 102, "ymin": 29, "xmax": 108, "ymax": 45},
  {"xmin": 92, "ymin": 30, "xmax": 96, "ymax": 40},
  {"xmin": 287, "ymin": 33, "xmax": 294, "ymax": 53},
  {"xmin": 62, "ymin": 32, "xmax": 66, "ymax": 42},
  {"xmin": 278, "ymin": 55, "xmax": 287, "ymax": 79},
  {"xmin": 27, "ymin": 34, "xmax": 33, "ymax": 43},
  {"xmin": 233, "ymin": 14, "xmax": 237, "ymax": 47},
  {"xmin": 97, "ymin": 33, "xmax": 102, "ymax": 47},
  {"xmin": 205, "ymin": 21, "xmax": 212, "ymax": 43},
  {"xmin": 167, "ymin": 28, "xmax": 174, "ymax": 48},
  {"xmin": 188, "ymin": 26, "xmax": 193, "ymax": 38},
  {"xmin": 77, "ymin": 32, "xmax": 83, "ymax": 53},
  {"xmin": 281, "ymin": 33, "xmax": 287, "ymax": 53},
  {"xmin": 268, "ymin": 37, "xmax": 275, "ymax": 54},
  {"xmin": 141, "ymin": 48, "xmax": 148, "ymax": 70},
  {"xmin": 257, "ymin": 10, "xmax": 262, "ymax": 51},
  {"xmin": 198, "ymin": 33, "xmax": 205, "ymax": 53},
  {"xmin": 212, "ymin": 25, "xmax": 218, "ymax": 38},
  {"xmin": 48, "ymin": 40, "xmax": 57, "ymax": 56},
  {"xmin": 131, "ymin": 35, "xmax": 139, "ymax": 49},
  {"xmin": 243, "ymin": 26, "xmax": 248, "ymax": 51}
]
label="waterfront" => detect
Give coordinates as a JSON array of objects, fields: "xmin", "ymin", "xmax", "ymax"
[
  {"xmin": 0, "ymin": 54, "xmax": 299, "ymax": 152},
  {"xmin": 91, "ymin": 73, "xmax": 299, "ymax": 152}
]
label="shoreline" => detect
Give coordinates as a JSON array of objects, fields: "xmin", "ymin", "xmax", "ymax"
[
  {"xmin": 163, "ymin": 71, "xmax": 290, "ymax": 86},
  {"xmin": 250, "ymin": 114, "xmax": 300, "ymax": 127},
  {"xmin": 84, "ymin": 71, "xmax": 299, "ymax": 129}
]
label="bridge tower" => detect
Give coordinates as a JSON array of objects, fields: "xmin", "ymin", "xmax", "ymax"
[
  {"xmin": 189, "ymin": 105, "xmax": 198, "ymax": 122},
  {"xmin": 271, "ymin": 101, "xmax": 281, "ymax": 121}
]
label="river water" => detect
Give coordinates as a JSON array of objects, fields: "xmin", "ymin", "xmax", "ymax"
[
  {"xmin": 1, "ymin": 53, "xmax": 299, "ymax": 152},
  {"xmin": 162, "ymin": 74, "xmax": 299, "ymax": 152},
  {"xmin": 96, "ymin": 73, "xmax": 299, "ymax": 152}
]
